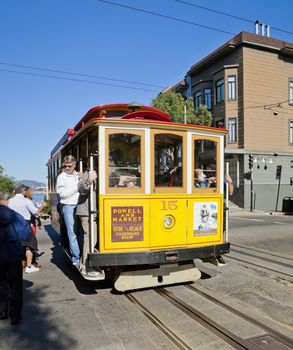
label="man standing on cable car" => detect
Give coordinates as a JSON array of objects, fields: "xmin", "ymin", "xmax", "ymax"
[
  {"xmin": 56, "ymin": 155, "xmax": 80, "ymax": 266},
  {"xmin": 76, "ymin": 168, "xmax": 104, "ymax": 279}
]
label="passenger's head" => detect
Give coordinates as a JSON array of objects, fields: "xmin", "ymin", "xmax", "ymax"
[
  {"xmin": 206, "ymin": 164, "xmax": 216, "ymax": 178},
  {"xmin": 14, "ymin": 183, "xmax": 26, "ymax": 195},
  {"xmin": 63, "ymin": 155, "xmax": 76, "ymax": 174},
  {"xmin": 24, "ymin": 187, "xmax": 33, "ymax": 200},
  {"xmin": 0, "ymin": 191, "xmax": 9, "ymax": 205},
  {"xmin": 196, "ymin": 168, "xmax": 205, "ymax": 181}
]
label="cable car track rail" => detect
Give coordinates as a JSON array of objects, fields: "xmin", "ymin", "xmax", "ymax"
[
  {"xmin": 185, "ymin": 285, "xmax": 293, "ymax": 349},
  {"xmin": 125, "ymin": 293, "xmax": 193, "ymax": 350},
  {"xmin": 230, "ymin": 248, "xmax": 293, "ymax": 270},
  {"xmin": 155, "ymin": 288, "xmax": 262, "ymax": 350},
  {"xmin": 125, "ymin": 286, "xmax": 293, "ymax": 349},
  {"xmin": 231, "ymin": 244, "xmax": 293, "ymax": 262},
  {"xmin": 226, "ymin": 255, "xmax": 293, "ymax": 280}
]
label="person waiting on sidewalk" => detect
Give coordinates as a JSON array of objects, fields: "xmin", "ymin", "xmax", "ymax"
[
  {"xmin": 56, "ymin": 155, "xmax": 81, "ymax": 267},
  {"xmin": 24, "ymin": 186, "xmax": 42, "ymax": 268},
  {"xmin": 9, "ymin": 184, "xmax": 46, "ymax": 274},
  {"xmin": 0, "ymin": 192, "xmax": 31, "ymax": 325},
  {"xmin": 76, "ymin": 168, "xmax": 104, "ymax": 279}
]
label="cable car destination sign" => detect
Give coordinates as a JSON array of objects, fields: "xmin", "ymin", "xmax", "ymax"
[{"xmin": 111, "ymin": 206, "xmax": 144, "ymax": 242}]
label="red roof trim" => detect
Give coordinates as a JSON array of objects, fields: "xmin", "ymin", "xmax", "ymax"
[
  {"xmin": 73, "ymin": 103, "xmax": 171, "ymax": 131},
  {"xmin": 121, "ymin": 110, "xmax": 172, "ymax": 122},
  {"xmin": 88, "ymin": 117, "xmax": 227, "ymax": 133}
]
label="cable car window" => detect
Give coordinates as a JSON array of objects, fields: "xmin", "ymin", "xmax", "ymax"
[
  {"xmin": 72, "ymin": 143, "xmax": 78, "ymax": 161},
  {"xmin": 88, "ymin": 128, "xmax": 99, "ymax": 170},
  {"xmin": 88, "ymin": 128, "xmax": 99, "ymax": 155},
  {"xmin": 104, "ymin": 110, "xmax": 128, "ymax": 118},
  {"xmin": 194, "ymin": 139, "xmax": 217, "ymax": 189},
  {"xmin": 155, "ymin": 134, "xmax": 183, "ymax": 187},
  {"xmin": 108, "ymin": 133, "xmax": 141, "ymax": 188},
  {"xmin": 78, "ymin": 136, "xmax": 88, "ymax": 170}
]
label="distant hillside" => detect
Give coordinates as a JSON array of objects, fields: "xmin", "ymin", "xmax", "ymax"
[{"xmin": 18, "ymin": 180, "xmax": 46, "ymax": 188}]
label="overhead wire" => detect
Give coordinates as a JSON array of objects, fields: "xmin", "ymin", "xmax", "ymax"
[
  {"xmin": 0, "ymin": 68, "xmax": 159, "ymax": 93},
  {"xmin": 96, "ymin": 0, "xmax": 235, "ymax": 35},
  {"xmin": 1, "ymin": 65, "xmax": 291, "ymax": 109},
  {"xmin": 0, "ymin": 62, "xmax": 164, "ymax": 89},
  {"xmin": 228, "ymin": 100, "xmax": 291, "ymax": 112},
  {"xmin": 174, "ymin": 0, "xmax": 293, "ymax": 36},
  {"xmin": 1, "ymin": 3, "xmax": 291, "ymax": 98}
]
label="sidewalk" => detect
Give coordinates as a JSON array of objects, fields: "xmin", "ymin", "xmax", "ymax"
[{"xmin": 227, "ymin": 201, "xmax": 285, "ymax": 216}]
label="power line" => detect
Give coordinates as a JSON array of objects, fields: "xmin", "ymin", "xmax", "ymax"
[
  {"xmin": 175, "ymin": 0, "xmax": 253, "ymax": 24},
  {"xmin": 174, "ymin": 0, "xmax": 293, "ymax": 36},
  {"xmin": 228, "ymin": 99, "xmax": 291, "ymax": 112},
  {"xmin": 0, "ymin": 68, "xmax": 159, "ymax": 93},
  {"xmin": 96, "ymin": 0, "xmax": 235, "ymax": 36},
  {"xmin": 0, "ymin": 62, "xmax": 164, "ymax": 89}
]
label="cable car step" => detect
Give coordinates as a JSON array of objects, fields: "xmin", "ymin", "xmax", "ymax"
[{"xmin": 114, "ymin": 263, "xmax": 201, "ymax": 292}]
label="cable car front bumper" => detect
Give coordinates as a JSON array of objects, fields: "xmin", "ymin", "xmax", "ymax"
[{"xmin": 88, "ymin": 243, "xmax": 230, "ymax": 267}]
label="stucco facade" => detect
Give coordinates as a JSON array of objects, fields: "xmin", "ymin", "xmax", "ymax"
[{"xmin": 186, "ymin": 31, "xmax": 293, "ymax": 210}]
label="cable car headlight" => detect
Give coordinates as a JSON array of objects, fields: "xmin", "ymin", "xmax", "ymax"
[{"xmin": 164, "ymin": 215, "xmax": 175, "ymax": 229}]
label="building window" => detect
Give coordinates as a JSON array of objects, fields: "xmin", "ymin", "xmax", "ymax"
[
  {"xmin": 194, "ymin": 90, "xmax": 201, "ymax": 109},
  {"xmin": 204, "ymin": 88, "xmax": 212, "ymax": 110},
  {"xmin": 228, "ymin": 76, "xmax": 236, "ymax": 100},
  {"xmin": 289, "ymin": 120, "xmax": 293, "ymax": 145},
  {"xmin": 216, "ymin": 78, "xmax": 224, "ymax": 103},
  {"xmin": 289, "ymin": 81, "xmax": 293, "ymax": 105},
  {"xmin": 228, "ymin": 118, "xmax": 237, "ymax": 142}
]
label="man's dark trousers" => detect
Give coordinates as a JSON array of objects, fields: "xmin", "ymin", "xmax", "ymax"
[{"xmin": 0, "ymin": 261, "xmax": 23, "ymax": 318}]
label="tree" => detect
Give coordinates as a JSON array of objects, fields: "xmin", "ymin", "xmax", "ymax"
[
  {"xmin": 0, "ymin": 165, "xmax": 15, "ymax": 195},
  {"xmin": 152, "ymin": 91, "xmax": 212, "ymax": 126},
  {"xmin": 193, "ymin": 104, "xmax": 212, "ymax": 126}
]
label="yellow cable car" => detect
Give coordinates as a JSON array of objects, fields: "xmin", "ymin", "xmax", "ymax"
[{"xmin": 47, "ymin": 103, "xmax": 230, "ymax": 291}]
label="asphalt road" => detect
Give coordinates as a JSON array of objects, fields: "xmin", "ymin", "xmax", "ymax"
[
  {"xmin": 228, "ymin": 213, "xmax": 293, "ymax": 255},
  {"xmin": 0, "ymin": 215, "xmax": 292, "ymax": 350}
]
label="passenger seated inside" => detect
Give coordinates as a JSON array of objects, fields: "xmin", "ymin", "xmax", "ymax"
[
  {"xmin": 169, "ymin": 166, "xmax": 182, "ymax": 187},
  {"xmin": 118, "ymin": 175, "xmax": 137, "ymax": 187},
  {"xmin": 205, "ymin": 164, "xmax": 217, "ymax": 188},
  {"xmin": 109, "ymin": 170, "xmax": 120, "ymax": 187},
  {"xmin": 195, "ymin": 168, "xmax": 207, "ymax": 188}
]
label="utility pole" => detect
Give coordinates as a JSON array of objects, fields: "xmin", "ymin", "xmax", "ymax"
[
  {"xmin": 248, "ymin": 154, "xmax": 254, "ymax": 211},
  {"xmin": 184, "ymin": 104, "xmax": 187, "ymax": 124}
]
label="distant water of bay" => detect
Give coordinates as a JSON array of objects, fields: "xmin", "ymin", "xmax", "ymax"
[{"xmin": 32, "ymin": 193, "xmax": 45, "ymax": 204}]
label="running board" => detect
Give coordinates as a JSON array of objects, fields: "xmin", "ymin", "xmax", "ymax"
[
  {"xmin": 62, "ymin": 246, "xmax": 105, "ymax": 281},
  {"xmin": 114, "ymin": 263, "xmax": 201, "ymax": 292}
]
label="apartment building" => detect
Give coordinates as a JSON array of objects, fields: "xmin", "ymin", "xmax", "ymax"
[{"xmin": 179, "ymin": 30, "xmax": 293, "ymax": 210}]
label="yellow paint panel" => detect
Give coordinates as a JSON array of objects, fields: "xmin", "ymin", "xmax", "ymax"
[
  {"xmin": 99, "ymin": 194, "xmax": 224, "ymax": 253},
  {"xmin": 150, "ymin": 198, "xmax": 187, "ymax": 248},
  {"xmin": 101, "ymin": 196, "xmax": 150, "ymax": 252},
  {"xmin": 187, "ymin": 196, "xmax": 223, "ymax": 245}
]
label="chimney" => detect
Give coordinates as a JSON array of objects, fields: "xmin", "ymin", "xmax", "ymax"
[
  {"xmin": 260, "ymin": 23, "xmax": 265, "ymax": 36},
  {"xmin": 266, "ymin": 24, "xmax": 270, "ymax": 37},
  {"xmin": 255, "ymin": 20, "xmax": 259, "ymax": 35}
]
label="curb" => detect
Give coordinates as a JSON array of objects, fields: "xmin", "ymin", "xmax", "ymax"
[{"xmin": 228, "ymin": 208, "xmax": 285, "ymax": 216}]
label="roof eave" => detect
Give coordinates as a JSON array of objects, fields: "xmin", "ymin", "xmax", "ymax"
[{"xmin": 187, "ymin": 45, "xmax": 236, "ymax": 76}]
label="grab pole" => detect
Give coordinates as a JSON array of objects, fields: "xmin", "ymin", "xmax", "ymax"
[
  {"xmin": 225, "ymin": 162, "xmax": 229, "ymax": 242},
  {"xmin": 89, "ymin": 155, "xmax": 95, "ymax": 253}
]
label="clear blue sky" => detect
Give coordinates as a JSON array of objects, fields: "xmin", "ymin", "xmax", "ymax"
[{"xmin": 1, "ymin": 0, "xmax": 292, "ymax": 183}]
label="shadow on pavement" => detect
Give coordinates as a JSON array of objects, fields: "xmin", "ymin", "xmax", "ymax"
[
  {"xmin": 44, "ymin": 224, "xmax": 113, "ymax": 295},
  {"xmin": 0, "ymin": 282, "xmax": 76, "ymax": 350}
]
